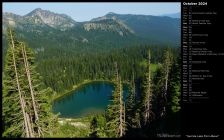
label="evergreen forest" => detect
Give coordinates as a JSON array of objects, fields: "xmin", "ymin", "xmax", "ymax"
[{"xmin": 2, "ymin": 8, "xmax": 181, "ymax": 138}]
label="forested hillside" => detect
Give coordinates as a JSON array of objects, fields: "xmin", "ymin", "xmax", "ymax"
[
  {"xmin": 2, "ymin": 8, "xmax": 180, "ymax": 138},
  {"xmin": 3, "ymin": 8, "xmax": 180, "ymax": 94},
  {"xmin": 3, "ymin": 8, "xmax": 180, "ymax": 54}
]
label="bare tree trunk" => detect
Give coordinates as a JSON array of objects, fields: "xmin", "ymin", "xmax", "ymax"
[
  {"xmin": 132, "ymin": 72, "xmax": 136, "ymax": 102},
  {"xmin": 124, "ymin": 102, "xmax": 125, "ymax": 123},
  {"xmin": 162, "ymin": 67, "xmax": 169, "ymax": 117},
  {"xmin": 9, "ymin": 29, "xmax": 32, "ymax": 138},
  {"xmin": 164, "ymin": 70, "xmax": 169, "ymax": 97},
  {"xmin": 115, "ymin": 62, "xmax": 124, "ymax": 137},
  {"xmin": 161, "ymin": 50, "xmax": 172, "ymax": 117},
  {"xmin": 21, "ymin": 96, "xmax": 30, "ymax": 137},
  {"xmin": 21, "ymin": 44, "xmax": 41, "ymax": 137},
  {"xmin": 144, "ymin": 50, "xmax": 152, "ymax": 125},
  {"xmin": 137, "ymin": 112, "xmax": 141, "ymax": 128},
  {"xmin": 25, "ymin": 113, "xmax": 34, "ymax": 138},
  {"xmin": 123, "ymin": 102, "xmax": 125, "ymax": 135},
  {"xmin": 119, "ymin": 77, "xmax": 123, "ymax": 137}
]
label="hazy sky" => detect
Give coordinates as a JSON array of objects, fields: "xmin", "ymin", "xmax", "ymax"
[{"xmin": 3, "ymin": 2, "xmax": 180, "ymax": 22}]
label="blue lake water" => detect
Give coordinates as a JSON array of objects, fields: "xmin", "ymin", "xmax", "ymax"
[{"xmin": 52, "ymin": 81, "xmax": 128, "ymax": 118}]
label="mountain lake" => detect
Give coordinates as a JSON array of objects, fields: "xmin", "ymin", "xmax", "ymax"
[{"xmin": 52, "ymin": 81, "xmax": 128, "ymax": 118}]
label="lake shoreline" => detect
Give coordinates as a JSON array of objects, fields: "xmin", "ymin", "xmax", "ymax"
[{"xmin": 52, "ymin": 79, "xmax": 115, "ymax": 101}]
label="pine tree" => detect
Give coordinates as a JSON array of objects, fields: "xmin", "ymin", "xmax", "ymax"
[
  {"xmin": 126, "ymin": 72, "xmax": 140, "ymax": 128},
  {"xmin": 169, "ymin": 56, "xmax": 181, "ymax": 113},
  {"xmin": 106, "ymin": 62, "xmax": 126, "ymax": 137},
  {"xmin": 3, "ymin": 29, "xmax": 29, "ymax": 137},
  {"xmin": 3, "ymin": 28, "xmax": 57, "ymax": 138},
  {"xmin": 160, "ymin": 49, "xmax": 173, "ymax": 117},
  {"xmin": 90, "ymin": 116, "xmax": 98, "ymax": 138},
  {"xmin": 141, "ymin": 49, "xmax": 154, "ymax": 125}
]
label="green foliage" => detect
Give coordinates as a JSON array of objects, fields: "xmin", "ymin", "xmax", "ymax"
[
  {"xmin": 105, "ymin": 62, "xmax": 126, "ymax": 138},
  {"xmin": 105, "ymin": 83, "xmax": 120, "ymax": 137},
  {"xmin": 140, "ymin": 50, "xmax": 154, "ymax": 125},
  {"xmin": 153, "ymin": 49, "xmax": 174, "ymax": 118},
  {"xmin": 126, "ymin": 77, "xmax": 136, "ymax": 122},
  {"xmin": 53, "ymin": 123, "xmax": 89, "ymax": 138},
  {"xmin": 89, "ymin": 114, "xmax": 107, "ymax": 138},
  {"xmin": 150, "ymin": 64, "xmax": 158, "ymax": 74},
  {"xmin": 2, "ymin": 25, "xmax": 181, "ymax": 138},
  {"xmin": 169, "ymin": 56, "xmax": 181, "ymax": 113},
  {"xmin": 35, "ymin": 45, "xmax": 174, "ymax": 94},
  {"xmin": 3, "ymin": 11, "xmax": 180, "ymax": 56},
  {"xmin": 2, "ymin": 28, "xmax": 57, "ymax": 138},
  {"xmin": 90, "ymin": 116, "xmax": 98, "ymax": 138},
  {"xmin": 2, "ymin": 30, "xmax": 21, "ymax": 137},
  {"xmin": 126, "ymin": 73, "xmax": 141, "ymax": 128}
]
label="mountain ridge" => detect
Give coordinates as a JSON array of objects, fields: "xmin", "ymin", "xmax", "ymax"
[
  {"xmin": 3, "ymin": 8, "xmax": 180, "ymax": 51},
  {"xmin": 160, "ymin": 12, "xmax": 180, "ymax": 18}
]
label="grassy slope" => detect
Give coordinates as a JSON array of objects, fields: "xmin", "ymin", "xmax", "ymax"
[{"xmin": 51, "ymin": 117, "xmax": 92, "ymax": 138}]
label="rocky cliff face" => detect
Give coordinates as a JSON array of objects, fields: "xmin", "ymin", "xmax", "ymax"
[
  {"xmin": 24, "ymin": 8, "xmax": 77, "ymax": 30},
  {"xmin": 83, "ymin": 18, "xmax": 134, "ymax": 36}
]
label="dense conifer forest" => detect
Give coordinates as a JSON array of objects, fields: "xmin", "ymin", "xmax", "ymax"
[
  {"xmin": 2, "ymin": 7, "xmax": 181, "ymax": 138},
  {"xmin": 2, "ymin": 28, "xmax": 180, "ymax": 138}
]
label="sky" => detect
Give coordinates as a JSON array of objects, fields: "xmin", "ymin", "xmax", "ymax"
[{"xmin": 3, "ymin": 2, "xmax": 180, "ymax": 22}]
